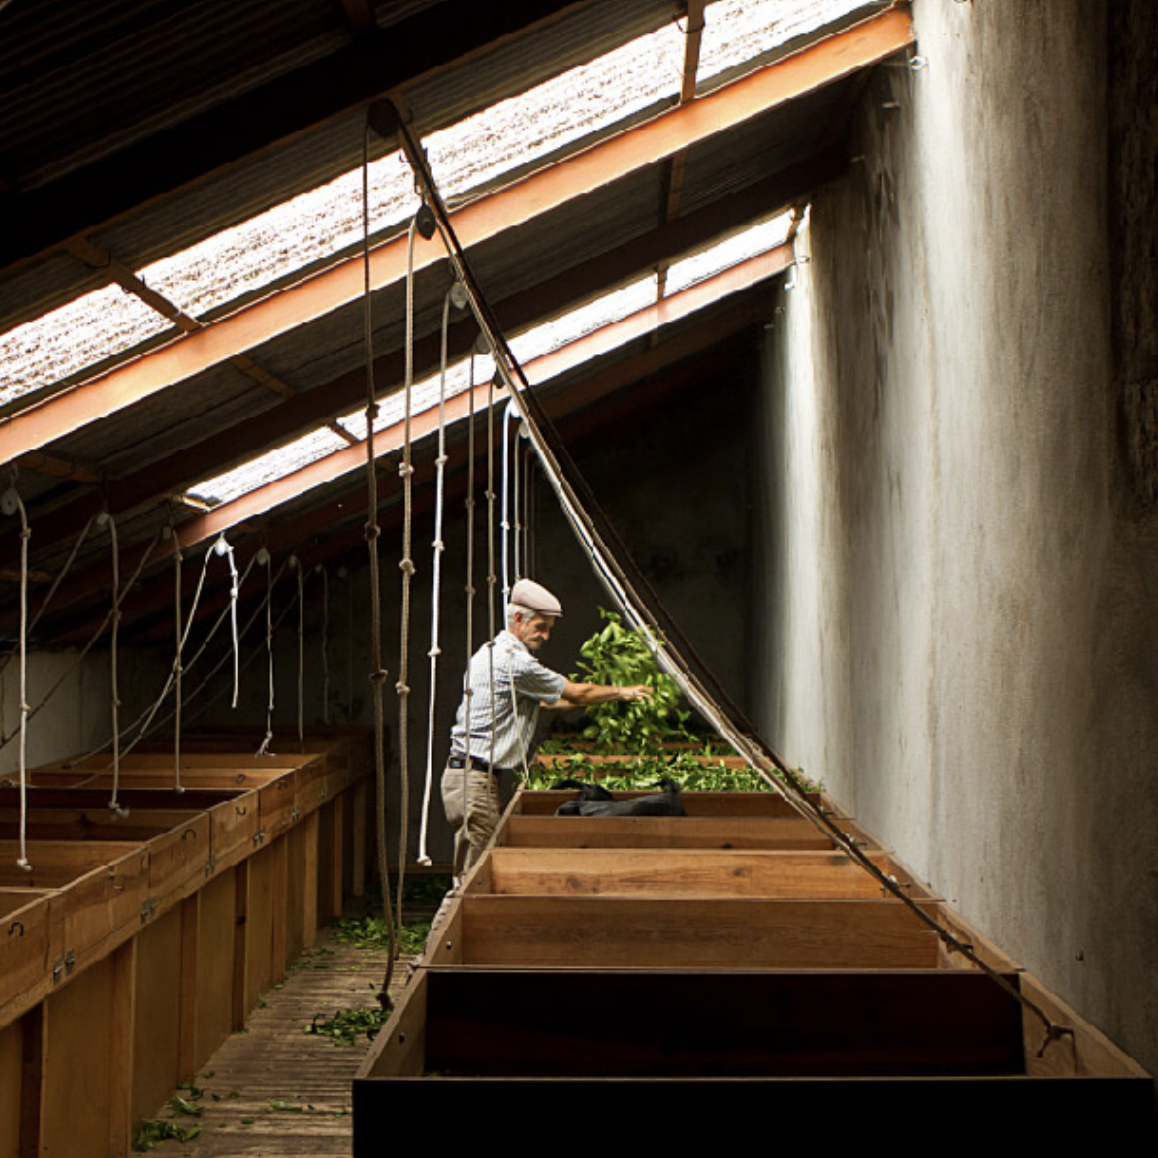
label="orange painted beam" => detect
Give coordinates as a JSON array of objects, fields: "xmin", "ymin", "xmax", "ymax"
[
  {"xmin": 0, "ymin": 5, "xmax": 911, "ymax": 464},
  {"xmin": 172, "ymin": 244, "xmax": 792, "ymax": 549}
]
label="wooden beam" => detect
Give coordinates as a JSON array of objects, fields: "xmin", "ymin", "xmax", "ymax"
[
  {"xmin": 0, "ymin": 6, "xmax": 913, "ymax": 463},
  {"xmin": 147, "ymin": 247, "xmax": 792, "ymax": 550}
]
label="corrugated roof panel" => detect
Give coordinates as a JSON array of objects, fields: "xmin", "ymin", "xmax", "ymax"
[{"xmin": 0, "ymin": 0, "xmax": 352, "ymax": 191}]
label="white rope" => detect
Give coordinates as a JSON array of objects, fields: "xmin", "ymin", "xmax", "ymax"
[
  {"xmin": 171, "ymin": 523, "xmax": 185, "ymax": 793},
  {"xmin": 5, "ymin": 478, "xmax": 33, "ymax": 872},
  {"xmin": 486, "ymin": 371, "xmax": 498, "ymax": 776},
  {"xmin": 54, "ymin": 552, "xmax": 262, "ymax": 788},
  {"xmin": 106, "ymin": 512, "xmax": 128, "ymax": 818},
  {"xmin": 256, "ymin": 547, "xmax": 276, "ymax": 757},
  {"xmin": 500, "ymin": 400, "xmax": 514, "ymax": 618},
  {"xmin": 116, "ymin": 534, "xmax": 218, "ymax": 767},
  {"xmin": 394, "ymin": 212, "xmax": 420, "ymax": 919},
  {"xmin": 417, "ymin": 283, "xmax": 457, "ymax": 866},
  {"xmin": 218, "ymin": 535, "xmax": 240, "ymax": 708}
]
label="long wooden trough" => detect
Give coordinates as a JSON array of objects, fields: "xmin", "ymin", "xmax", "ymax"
[
  {"xmin": 355, "ymin": 784, "xmax": 1153, "ymax": 1144},
  {"xmin": 0, "ymin": 730, "xmax": 371, "ymax": 1158}
]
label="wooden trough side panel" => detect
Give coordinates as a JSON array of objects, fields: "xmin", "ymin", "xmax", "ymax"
[
  {"xmin": 459, "ymin": 896, "xmax": 943, "ymax": 969},
  {"xmin": 415, "ymin": 968, "xmax": 1026, "ymax": 1078},
  {"xmin": 1020, "ymin": 973, "xmax": 1153, "ymax": 1081},
  {"xmin": 355, "ymin": 970, "xmax": 430, "ymax": 1082},
  {"xmin": 502, "ymin": 815, "xmax": 842, "ymax": 851},
  {"xmin": 130, "ymin": 909, "xmax": 184, "ymax": 1134},
  {"xmin": 0, "ymin": 891, "xmax": 59, "ymax": 1028},
  {"xmin": 41, "ymin": 956, "xmax": 115, "ymax": 1158},
  {"xmin": 196, "ymin": 868, "xmax": 237, "ymax": 1065},
  {"xmin": 354, "ymin": 1074, "xmax": 1156, "ymax": 1151},
  {"xmin": 0, "ymin": 1015, "xmax": 21, "ymax": 1158},
  {"xmin": 486, "ymin": 847, "xmax": 914, "ymax": 899}
]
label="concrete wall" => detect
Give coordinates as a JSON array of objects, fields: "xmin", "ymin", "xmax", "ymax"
[
  {"xmin": 752, "ymin": 0, "xmax": 1158, "ymax": 1075},
  {"xmin": 0, "ymin": 647, "xmax": 171, "ymax": 778}
]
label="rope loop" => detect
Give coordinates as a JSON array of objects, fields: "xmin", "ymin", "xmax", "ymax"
[
  {"xmin": 364, "ymin": 523, "xmax": 380, "ymax": 542},
  {"xmin": 369, "ymin": 668, "xmax": 389, "ymax": 685}
]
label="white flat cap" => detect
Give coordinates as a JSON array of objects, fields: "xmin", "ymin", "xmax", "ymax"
[{"xmin": 510, "ymin": 578, "xmax": 563, "ymax": 617}]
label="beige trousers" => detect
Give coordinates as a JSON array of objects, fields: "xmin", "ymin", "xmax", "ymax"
[{"xmin": 440, "ymin": 764, "xmax": 500, "ymax": 883}]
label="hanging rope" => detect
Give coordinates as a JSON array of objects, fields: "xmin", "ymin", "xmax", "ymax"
[
  {"xmin": 4, "ymin": 475, "xmax": 33, "ymax": 872},
  {"xmin": 105, "ymin": 512, "xmax": 128, "ymax": 818},
  {"xmin": 392, "ymin": 113, "xmax": 1071, "ymax": 1053},
  {"xmin": 417, "ymin": 281, "xmax": 460, "ymax": 866},
  {"xmin": 360, "ymin": 116, "xmax": 398, "ymax": 1004},
  {"xmin": 221, "ymin": 536, "xmax": 241, "ymax": 709},
  {"xmin": 0, "ymin": 512, "xmax": 96, "ymax": 683},
  {"xmin": 53, "ymin": 551, "xmax": 263, "ymax": 790},
  {"xmin": 501, "ymin": 400, "xmax": 514, "ymax": 611},
  {"xmin": 393, "ymin": 210, "xmax": 423, "ymax": 932},
  {"xmin": 256, "ymin": 547, "xmax": 276, "ymax": 757},
  {"xmin": 171, "ymin": 521, "xmax": 185, "ymax": 793}
]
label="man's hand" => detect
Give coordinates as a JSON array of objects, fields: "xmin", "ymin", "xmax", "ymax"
[{"xmin": 618, "ymin": 684, "xmax": 654, "ymax": 703}]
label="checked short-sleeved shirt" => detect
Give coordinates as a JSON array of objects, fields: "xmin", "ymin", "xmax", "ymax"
[{"xmin": 449, "ymin": 629, "xmax": 566, "ymax": 770}]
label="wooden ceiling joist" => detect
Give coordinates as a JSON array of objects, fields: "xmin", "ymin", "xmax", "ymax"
[{"xmin": 0, "ymin": 6, "xmax": 913, "ymax": 467}]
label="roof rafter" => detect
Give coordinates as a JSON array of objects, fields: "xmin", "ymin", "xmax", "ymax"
[
  {"xmin": 69, "ymin": 300, "xmax": 765, "ymax": 645},
  {"xmin": 1, "ymin": 154, "xmax": 841, "ymax": 563},
  {"xmin": 156, "ymin": 246, "xmax": 792, "ymax": 550},
  {"xmin": 17, "ymin": 251, "xmax": 785, "ymax": 640},
  {"xmin": 0, "ymin": 5, "xmax": 913, "ymax": 465}
]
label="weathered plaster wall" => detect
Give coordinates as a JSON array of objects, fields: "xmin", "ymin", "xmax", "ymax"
[
  {"xmin": 752, "ymin": 0, "xmax": 1158, "ymax": 1074},
  {"xmin": 0, "ymin": 647, "xmax": 171, "ymax": 777}
]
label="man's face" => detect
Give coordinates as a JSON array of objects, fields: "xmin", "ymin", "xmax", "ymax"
[{"xmin": 512, "ymin": 612, "xmax": 555, "ymax": 651}]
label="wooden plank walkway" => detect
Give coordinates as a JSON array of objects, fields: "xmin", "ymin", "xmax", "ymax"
[{"xmin": 141, "ymin": 924, "xmax": 413, "ymax": 1157}]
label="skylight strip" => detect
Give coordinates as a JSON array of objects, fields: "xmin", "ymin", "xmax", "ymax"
[
  {"xmin": 4, "ymin": 0, "xmax": 861, "ymax": 405},
  {"xmin": 185, "ymin": 228, "xmax": 792, "ymax": 510},
  {"xmin": 0, "ymin": 284, "xmax": 168, "ymax": 408}
]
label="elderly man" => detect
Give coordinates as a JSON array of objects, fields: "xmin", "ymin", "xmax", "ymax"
[{"xmin": 441, "ymin": 577, "xmax": 653, "ymax": 881}]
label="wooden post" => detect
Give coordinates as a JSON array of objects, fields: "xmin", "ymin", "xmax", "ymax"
[
  {"xmin": 108, "ymin": 939, "xmax": 137, "ymax": 1158},
  {"xmin": 231, "ymin": 861, "xmax": 249, "ymax": 1032},
  {"xmin": 177, "ymin": 893, "xmax": 200, "ymax": 1082}
]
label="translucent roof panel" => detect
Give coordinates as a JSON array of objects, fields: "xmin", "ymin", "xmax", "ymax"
[
  {"xmin": 0, "ymin": 284, "xmax": 169, "ymax": 408},
  {"xmin": 188, "ymin": 426, "xmax": 352, "ymax": 507},
  {"xmin": 425, "ymin": 22, "xmax": 684, "ymax": 201},
  {"xmin": 138, "ymin": 151, "xmax": 419, "ymax": 320},
  {"xmin": 665, "ymin": 211, "xmax": 794, "ymax": 295},
  {"xmin": 699, "ymin": 0, "xmax": 874, "ymax": 84}
]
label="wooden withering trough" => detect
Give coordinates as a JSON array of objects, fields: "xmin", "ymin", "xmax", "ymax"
[
  {"xmin": 0, "ymin": 730, "xmax": 372, "ymax": 1158},
  {"xmin": 355, "ymin": 782, "xmax": 1152, "ymax": 1143}
]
